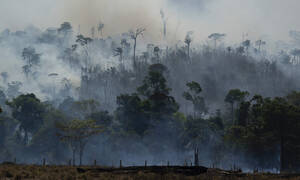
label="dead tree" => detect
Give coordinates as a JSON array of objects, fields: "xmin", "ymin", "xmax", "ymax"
[
  {"xmin": 129, "ymin": 28, "xmax": 146, "ymax": 69},
  {"xmin": 194, "ymin": 148, "xmax": 199, "ymax": 166}
]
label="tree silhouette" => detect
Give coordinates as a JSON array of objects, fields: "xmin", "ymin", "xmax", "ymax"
[
  {"xmin": 129, "ymin": 28, "xmax": 146, "ymax": 68},
  {"xmin": 208, "ymin": 33, "xmax": 226, "ymax": 49},
  {"xmin": 185, "ymin": 32, "xmax": 192, "ymax": 59},
  {"xmin": 225, "ymin": 89, "xmax": 249, "ymax": 124},
  {"xmin": 97, "ymin": 22, "xmax": 104, "ymax": 38},
  {"xmin": 56, "ymin": 119, "xmax": 103, "ymax": 166}
]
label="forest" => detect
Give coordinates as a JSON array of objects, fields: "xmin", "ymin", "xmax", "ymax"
[{"xmin": 1, "ymin": 20, "xmax": 300, "ymax": 174}]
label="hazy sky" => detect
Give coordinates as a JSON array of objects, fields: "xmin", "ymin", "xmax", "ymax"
[{"xmin": 0, "ymin": 0, "xmax": 299, "ymax": 43}]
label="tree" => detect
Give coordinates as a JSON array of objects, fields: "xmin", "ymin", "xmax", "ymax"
[
  {"xmin": 137, "ymin": 64, "xmax": 179, "ymax": 118},
  {"xmin": 29, "ymin": 108, "xmax": 68, "ymax": 163},
  {"xmin": 183, "ymin": 116, "xmax": 211, "ymax": 150},
  {"xmin": 255, "ymin": 40, "xmax": 266, "ymax": 52},
  {"xmin": 59, "ymin": 99, "xmax": 100, "ymax": 120},
  {"xmin": 91, "ymin": 27, "xmax": 95, "ymax": 39},
  {"xmin": 58, "ymin": 22, "xmax": 72, "ymax": 38},
  {"xmin": 22, "ymin": 47, "xmax": 41, "ymax": 78},
  {"xmin": 97, "ymin": 22, "xmax": 104, "ymax": 38},
  {"xmin": 183, "ymin": 81, "xmax": 207, "ymax": 118},
  {"xmin": 76, "ymin": 35, "xmax": 93, "ymax": 68},
  {"xmin": 185, "ymin": 32, "xmax": 193, "ymax": 59},
  {"xmin": 160, "ymin": 9, "xmax": 167, "ymax": 38},
  {"xmin": 208, "ymin": 33, "xmax": 226, "ymax": 49},
  {"xmin": 242, "ymin": 40, "xmax": 251, "ymax": 56},
  {"xmin": 225, "ymin": 89, "xmax": 249, "ymax": 124},
  {"xmin": 121, "ymin": 38, "xmax": 131, "ymax": 58},
  {"xmin": 56, "ymin": 119, "xmax": 103, "ymax": 166},
  {"xmin": 87, "ymin": 111, "xmax": 112, "ymax": 128},
  {"xmin": 115, "ymin": 94, "xmax": 149, "ymax": 136},
  {"xmin": 290, "ymin": 49, "xmax": 300, "ymax": 65},
  {"xmin": 7, "ymin": 94, "xmax": 45, "ymax": 145},
  {"xmin": 153, "ymin": 46, "xmax": 160, "ymax": 63},
  {"xmin": 129, "ymin": 28, "xmax": 146, "ymax": 68},
  {"xmin": 137, "ymin": 70, "xmax": 171, "ymax": 98},
  {"xmin": 113, "ymin": 47, "xmax": 123, "ymax": 63},
  {"xmin": 236, "ymin": 46, "xmax": 245, "ymax": 55}
]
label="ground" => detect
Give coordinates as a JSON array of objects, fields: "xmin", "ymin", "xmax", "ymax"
[{"xmin": 0, "ymin": 163, "xmax": 300, "ymax": 180}]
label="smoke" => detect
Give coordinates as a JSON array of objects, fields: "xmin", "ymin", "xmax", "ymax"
[
  {"xmin": 0, "ymin": 0, "xmax": 299, "ymax": 100},
  {"xmin": 1, "ymin": 0, "xmax": 300, "ymax": 43}
]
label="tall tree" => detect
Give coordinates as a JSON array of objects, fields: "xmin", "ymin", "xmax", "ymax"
[
  {"xmin": 129, "ymin": 28, "xmax": 146, "ymax": 68},
  {"xmin": 137, "ymin": 64, "xmax": 179, "ymax": 118},
  {"xmin": 7, "ymin": 94, "xmax": 45, "ymax": 145},
  {"xmin": 56, "ymin": 119, "xmax": 103, "ymax": 166},
  {"xmin": 114, "ymin": 47, "xmax": 123, "ymax": 63},
  {"xmin": 225, "ymin": 89, "xmax": 249, "ymax": 124},
  {"xmin": 97, "ymin": 22, "xmax": 104, "ymax": 38},
  {"xmin": 116, "ymin": 94, "xmax": 149, "ymax": 136},
  {"xmin": 22, "ymin": 47, "xmax": 41, "ymax": 78},
  {"xmin": 185, "ymin": 33, "xmax": 192, "ymax": 59},
  {"xmin": 208, "ymin": 33, "xmax": 226, "ymax": 49},
  {"xmin": 183, "ymin": 81, "xmax": 207, "ymax": 118},
  {"xmin": 242, "ymin": 40, "xmax": 251, "ymax": 56},
  {"xmin": 58, "ymin": 22, "xmax": 72, "ymax": 38}
]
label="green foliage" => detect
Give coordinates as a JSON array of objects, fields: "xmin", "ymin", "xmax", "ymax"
[
  {"xmin": 225, "ymin": 89, "xmax": 249, "ymax": 123},
  {"xmin": 116, "ymin": 93, "xmax": 149, "ymax": 136},
  {"xmin": 182, "ymin": 116, "xmax": 211, "ymax": 149},
  {"xmin": 225, "ymin": 93, "xmax": 300, "ymax": 170},
  {"xmin": 225, "ymin": 89, "xmax": 249, "ymax": 104},
  {"xmin": 29, "ymin": 108, "xmax": 68, "ymax": 162},
  {"xmin": 59, "ymin": 98, "xmax": 100, "ymax": 120},
  {"xmin": 137, "ymin": 71, "xmax": 171, "ymax": 98},
  {"xmin": 116, "ymin": 64, "xmax": 179, "ymax": 137},
  {"xmin": 6, "ymin": 94, "xmax": 45, "ymax": 144},
  {"xmin": 56, "ymin": 119, "xmax": 103, "ymax": 165},
  {"xmin": 87, "ymin": 110, "xmax": 112, "ymax": 127}
]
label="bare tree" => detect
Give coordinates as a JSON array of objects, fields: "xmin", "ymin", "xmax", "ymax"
[
  {"xmin": 91, "ymin": 27, "xmax": 95, "ymax": 39},
  {"xmin": 160, "ymin": 9, "xmax": 168, "ymax": 38},
  {"xmin": 129, "ymin": 28, "xmax": 146, "ymax": 68},
  {"xmin": 114, "ymin": 47, "xmax": 123, "ymax": 64}
]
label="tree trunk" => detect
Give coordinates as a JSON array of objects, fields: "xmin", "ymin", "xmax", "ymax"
[
  {"xmin": 79, "ymin": 149, "xmax": 83, "ymax": 166},
  {"xmin": 280, "ymin": 134, "xmax": 285, "ymax": 172},
  {"xmin": 231, "ymin": 103, "xmax": 234, "ymax": 124},
  {"xmin": 79, "ymin": 141, "xmax": 85, "ymax": 166},
  {"xmin": 72, "ymin": 149, "xmax": 76, "ymax": 166},
  {"xmin": 133, "ymin": 38, "xmax": 137, "ymax": 68},
  {"xmin": 24, "ymin": 130, "xmax": 28, "ymax": 145},
  {"xmin": 187, "ymin": 45, "xmax": 190, "ymax": 60}
]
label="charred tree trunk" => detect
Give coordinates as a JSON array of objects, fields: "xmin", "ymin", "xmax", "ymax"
[
  {"xmin": 72, "ymin": 149, "xmax": 76, "ymax": 166},
  {"xmin": 194, "ymin": 148, "xmax": 199, "ymax": 166},
  {"xmin": 231, "ymin": 103, "xmax": 234, "ymax": 125},
  {"xmin": 133, "ymin": 38, "xmax": 137, "ymax": 69}
]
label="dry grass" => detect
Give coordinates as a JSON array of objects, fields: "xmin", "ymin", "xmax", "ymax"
[{"xmin": 0, "ymin": 164, "xmax": 299, "ymax": 180}]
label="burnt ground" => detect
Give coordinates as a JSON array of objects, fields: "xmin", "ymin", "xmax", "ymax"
[{"xmin": 1, "ymin": 163, "xmax": 300, "ymax": 179}]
